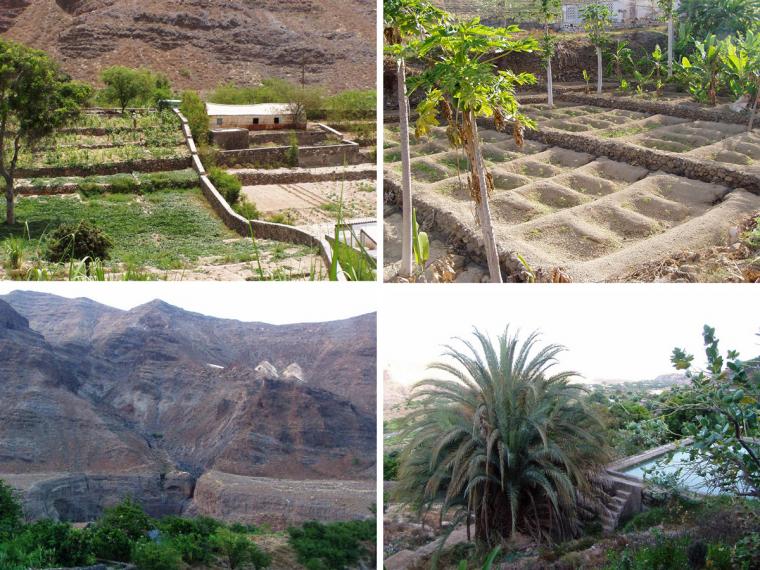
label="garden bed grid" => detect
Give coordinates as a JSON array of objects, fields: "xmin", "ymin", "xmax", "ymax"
[{"xmin": 384, "ymin": 112, "xmax": 760, "ymax": 281}]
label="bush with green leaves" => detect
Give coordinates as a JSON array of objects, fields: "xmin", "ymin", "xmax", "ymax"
[
  {"xmin": 180, "ymin": 90, "xmax": 209, "ymax": 143},
  {"xmin": 45, "ymin": 220, "xmax": 114, "ymax": 265},
  {"xmin": 383, "ymin": 451, "xmax": 399, "ymax": 481},
  {"xmin": 0, "ymin": 481, "xmax": 22, "ymax": 540},
  {"xmin": 88, "ymin": 525, "xmax": 133, "ymax": 562},
  {"xmin": 131, "ymin": 540, "xmax": 182, "ymax": 570},
  {"xmin": 232, "ymin": 197, "xmax": 261, "ymax": 221},
  {"xmin": 287, "ymin": 520, "xmax": 375, "ymax": 570},
  {"xmin": 208, "ymin": 167, "xmax": 242, "ymax": 205},
  {"xmin": 101, "ymin": 66, "xmax": 171, "ymax": 113},
  {"xmin": 210, "ymin": 527, "xmax": 270, "ymax": 570}
]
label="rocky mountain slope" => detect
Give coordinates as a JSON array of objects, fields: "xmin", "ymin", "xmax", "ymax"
[
  {"xmin": 0, "ymin": 292, "xmax": 376, "ymax": 523},
  {"xmin": 0, "ymin": 0, "xmax": 375, "ymax": 91}
]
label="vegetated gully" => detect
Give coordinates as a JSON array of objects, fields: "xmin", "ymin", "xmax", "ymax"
[{"xmin": 383, "ymin": 100, "xmax": 760, "ymax": 281}]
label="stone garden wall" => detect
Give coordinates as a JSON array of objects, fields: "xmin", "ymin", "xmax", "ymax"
[
  {"xmin": 232, "ymin": 166, "xmax": 376, "ymax": 186},
  {"xmin": 249, "ymin": 129, "xmax": 330, "ymax": 146},
  {"xmin": 557, "ymin": 92, "xmax": 752, "ymax": 126},
  {"xmin": 16, "ymin": 157, "xmax": 192, "ymax": 179}
]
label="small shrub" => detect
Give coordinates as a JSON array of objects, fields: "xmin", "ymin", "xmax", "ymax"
[
  {"xmin": 45, "ymin": 221, "xmax": 114, "ymax": 266},
  {"xmin": 384, "ymin": 451, "xmax": 399, "ymax": 481},
  {"xmin": 0, "ymin": 481, "xmax": 24, "ymax": 539},
  {"xmin": 733, "ymin": 533, "xmax": 760, "ymax": 569},
  {"xmin": 168, "ymin": 534, "xmax": 212, "ymax": 564},
  {"xmin": 233, "ymin": 197, "xmax": 260, "ymax": 220},
  {"xmin": 77, "ymin": 182, "xmax": 102, "ymax": 197},
  {"xmin": 12, "ymin": 520, "xmax": 93, "ymax": 567},
  {"xmin": 208, "ymin": 167, "xmax": 242, "ymax": 205},
  {"xmin": 109, "ymin": 177, "xmax": 139, "ymax": 194},
  {"xmin": 686, "ymin": 540, "xmax": 707, "ymax": 569},
  {"xmin": 87, "ymin": 526, "xmax": 132, "ymax": 562},
  {"xmin": 267, "ymin": 211, "xmax": 296, "ymax": 225},
  {"xmin": 286, "ymin": 134, "xmax": 299, "ymax": 167},
  {"xmin": 210, "ymin": 527, "xmax": 270, "ymax": 569},
  {"xmin": 131, "ymin": 540, "xmax": 182, "ymax": 570},
  {"xmin": 622, "ymin": 507, "xmax": 667, "ymax": 532},
  {"xmin": 288, "ymin": 520, "xmax": 375, "ymax": 570}
]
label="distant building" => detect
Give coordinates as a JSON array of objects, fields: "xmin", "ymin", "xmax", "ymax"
[
  {"xmin": 205, "ymin": 103, "xmax": 303, "ymax": 131},
  {"xmin": 560, "ymin": 1, "xmax": 662, "ymax": 30}
]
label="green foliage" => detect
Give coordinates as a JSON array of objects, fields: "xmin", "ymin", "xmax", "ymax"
[
  {"xmin": 101, "ymin": 66, "xmax": 170, "ymax": 112},
  {"xmin": 0, "ymin": 481, "xmax": 22, "ymax": 540},
  {"xmin": 210, "ymin": 527, "xmax": 271, "ymax": 570},
  {"xmin": 678, "ymin": 34, "xmax": 725, "ymax": 105},
  {"xmin": 395, "ymin": 328, "xmax": 611, "ymax": 545},
  {"xmin": 131, "ymin": 540, "xmax": 182, "ymax": 570},
  {"xmin": 179, "ymin": 90, "xmax": 208, "ymax": 143},
  {"xmin": 208, "ymin": 167, "xmax": 242, "ymax": 205},
  {"xmin": 233, "ymin": 197, "xmax": 261, "ymax": 221},
  {"xmin": 7, "ymin": 520, "xmax": 93, "ymax": 567},
  {"xmin": 621, "ymin": 507, "xmax": 668, "ymax": 532},
  {"xmin": 3, "ymin": 236, "xmax": 23, "ymax": 270},
  {"xmin": 581, "ymin": 4, "xmax": 612, "ymax": 48},
  {"xmin": 384, "ymin": 450, "xmax": 400, "ymax": 481},
  {"xmin": 604, "ymin": 531, "xmax": 690, "ymax": 569},
  {"xmin": 679, "ymin": 0, "xmax": 760, "ymax": 39},
  {"xmin": 669, "ymin": 326, "xmax": 760, "ymax": 497},
  {"xmin": 45, "ymin": 220, "xmax": 113, "ymax": 265},
  {"xmin": 88, "ymin": 525, "xmax": 133, "ymax": 562},
  {"xmin": 733, "ymin": 532, "xmax": 760, "ymax": 569},
  {"xmin": 287, "ymin": 519, "xmax": 375, "ymax": 570},
  {"xmin": 96, "ymin": 498, "xmax": 152, "ymax": 542},
  {"xmin": 286, "ymin": 133, "xmax": 299, "ymax": 167}
]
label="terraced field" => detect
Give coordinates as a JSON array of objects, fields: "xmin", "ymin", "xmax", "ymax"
[
  {"xmin": 523, "ymin": 102, "xmax": 760, "ymax": 174},
  {"xmin": 384, "ymin": 123, "xmax": 760, "ymax": 281}
]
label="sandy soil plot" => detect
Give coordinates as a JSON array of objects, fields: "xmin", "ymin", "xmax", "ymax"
[{"xmin": 242, "ymin": 179, "xmax": 376, "ymax": 225}]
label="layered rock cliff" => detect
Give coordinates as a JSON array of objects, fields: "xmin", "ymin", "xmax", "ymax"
[
  {"xmin": 0, "ymin": 0, "xmax": 375, "ymax": 90},
  {"xmin": 0, "ymin": 292, "xmax": 376, "ymax": 524}
]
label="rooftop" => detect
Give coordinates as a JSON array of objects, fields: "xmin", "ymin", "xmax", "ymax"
[{"xmin": 205, "ymin": 102, "xmax": 294, "ymax": 116}]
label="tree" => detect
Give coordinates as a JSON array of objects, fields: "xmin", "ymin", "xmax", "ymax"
[
  {"xmin": 395, "ymin": 328, "xmax": 611, "ymax": 545},
  {"xmin": 101, "ymin": 66, "xmax": 154, "ymax": 113},
  {"xmin": 581, "ymin": 4, "xmax": 612, "ymax": 95},
  {"xmin": 384, "ymin": 0, "xmax": 447, "ymax": 279},
  {"xmin": 0, "ymin": 39, "xmax": 89, "ymax": 225},
  {"xmin": 679, "ymin": 0, "xmax": 760, "ymax": 39},
  {"xmin": 179, "ymin": 90, "xmax": 208, "ymax": 144},
  {"xmin": 536, "ymin": 0, "xmax": 562, "ymax": 108},
  {"xmin": 409, "ymin": 18, "xmax": 537, "ymax": 282},
  {"xmin": 669, "ymin": 326, "xmax": 760, "ymax": 498},
  {"xmin": 657, "ymin": 0, "xmax": 677, "ymax": 78}
]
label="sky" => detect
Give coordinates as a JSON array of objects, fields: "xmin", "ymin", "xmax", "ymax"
[
  {"xmin": 0, "ymin": 283, "xmax": 377, "ymax": 324},
  {"xmin": 381, "ymin": 285, "xmax": 760, "ymax": 385}
]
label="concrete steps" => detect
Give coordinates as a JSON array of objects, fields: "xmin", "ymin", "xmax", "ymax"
[{"xmin": 602, "ymin": 488, "xmax": 633, "ymax": 533}]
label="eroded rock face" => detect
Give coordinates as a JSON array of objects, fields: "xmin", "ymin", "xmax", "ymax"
[
  {"xmin": 190, "ymin": 471, "xmax": 375, "ymax": 530},
  {"xmin": 6, "ymin": 472, "xmax": 194, "ymax": 522},
  {"xmin": 282, "ymin": 362, "xmax": 304, "ymax": 382},
  {"xmin": 0, "ymin": 0, "xmax": 375, "ymax": 90}
]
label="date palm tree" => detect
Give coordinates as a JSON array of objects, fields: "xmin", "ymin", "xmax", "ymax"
[{"xmin": 395, "ymin": 328, "xmax": 611, "ymax": 546}]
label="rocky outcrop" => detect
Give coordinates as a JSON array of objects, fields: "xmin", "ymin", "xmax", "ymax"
[
  {"xmin": 0, "ymin": 0, "xmax": 375, "ymax": 90},
  {"xmin": 190, "ymin": 471, "xmax": 375, "ymax": 530},
  {"xmin": 282, "ymin": 363, "xmax": 304, "ymax": 382},
  {"xmin": 5, "ymin": 472, "xmax": 194, "ymax": 522}
]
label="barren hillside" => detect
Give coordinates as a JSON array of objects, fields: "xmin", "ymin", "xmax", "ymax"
[{"xmin": 0, "ymin": 0, "xmax": 376, "ymax": 91}]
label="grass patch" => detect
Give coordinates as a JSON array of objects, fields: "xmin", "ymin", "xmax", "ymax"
[{"xmin": 0, "ymin": 188, "xmax": 281, "ymax": 271}]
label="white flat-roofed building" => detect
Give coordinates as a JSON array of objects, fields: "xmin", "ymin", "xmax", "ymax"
[{"xmin": 205, "ymin": 103, "xmax": 303, "ymax": 131}]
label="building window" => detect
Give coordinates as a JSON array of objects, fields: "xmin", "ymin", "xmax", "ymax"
[
  {"xmin": 274, "ymin": 117, "xmax": 280, "ymax": 125},
  {"xmin": 253, "ymin": 118, "xmax": 259, "ymax": 125},
  {"xmin": 216, "ymin": 117, "xmax": 223, "ymax": 126}
]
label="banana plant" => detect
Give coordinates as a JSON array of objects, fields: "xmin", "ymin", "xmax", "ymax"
[
  {"xmin": 607, "ymin": 40, "xmax": 633, "ymax": 85},
  {"xmin": 720, "ymin": 30, "xmax": 760, "ymax": 130},
  {"xmin": 680, "ymin": 34, "xmax": 724, "ymax": 105},
  {"xmin": 411, "ymin": 207, "xmax": 429, "ymax": 268}
]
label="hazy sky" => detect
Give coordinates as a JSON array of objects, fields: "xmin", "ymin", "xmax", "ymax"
[
  {"xmin": 381, "ymin": 285, "xmax": 760, "ymax": 385},
  {"xmin": 0, "ymin": 283, "xmax": 376, "ymax": 324}
]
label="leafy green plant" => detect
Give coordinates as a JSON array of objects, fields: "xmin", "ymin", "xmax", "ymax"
[
  {"xmin": 208, "ymin": 167, "xmax": 242, "ymax": 205},
  {"xmin": 131, "ymin": 540, "xmax": 182, "ymax": 570},
  {"xmin": 581, "ymin": 3, "xmax": 612, "ymax": 94},
  {"xmin": 3, "ymin": 236, "xmax": 23, "ymax": 270},
  {"xmin": 210, "ymin": 527, "xmax": 270, "ymax": 570},
  {"xmin": 0, "ymin": 481, "xmax": 22, "ymax": 540},
  {"xmin": 286, "ymin": 133, "xmax": 299, "ymax": 167},
  {"xmin": 180, "ymin": 90, "xmax": 208, "ymax": 143},
  {"xmin": 411, "ymin": 208, "xmax": 429, "ymax": 268},
  {"xmin": 583, "ymin": 69, "xmax": 592, "ymax": 94},
  {"xmin": 679, "ymin": 35, "xmax": 725, "ymax": 105}
]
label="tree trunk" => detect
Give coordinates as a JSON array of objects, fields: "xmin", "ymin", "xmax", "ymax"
[
  {"xmin": 464, "ymin": 111, "xmax": 502, "ymax": 283},
  {"xmin": 596, "ymin": 47, "xmax": 603, "ymax": 94},
  {"xmin": 547, "ymin": 59, "xmax": 554, "ymax": 108},
  {"xmin": 749, "ymin": 92, "xmax": 759, "ymax": 132},
  {"xmin": 397, "ymin": 58, "xmax": 414, "ymax": 278},
  {"xmin": 4, "ymin": 179, "xmax": 14, "ymax": 226},
  {"xmin": 667, "ymin": 17, "xmax": 674, "ymax": 79}
]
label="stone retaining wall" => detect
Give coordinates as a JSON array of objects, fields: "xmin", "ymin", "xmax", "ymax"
[
  {"xmin": 233, "ymin": 167, "xmax": 376, "ymax": 186},
  {"xmin": 557, "ymin": 92, "xmax": 752, "ymax": 126},
  {"xmin": 217, "ymin": 146, "xmax": 290, "ymax": 167},
  {"xmin": 249, "ymin": 129, "xmax": 330, "ymax": 146},
  {"xmin": 216, "ymin": 141, "xmax": 361, "ymax": 169},
  {"xmin": 16, "ymin": 157, "xmax": 192, "ymax": 179}
]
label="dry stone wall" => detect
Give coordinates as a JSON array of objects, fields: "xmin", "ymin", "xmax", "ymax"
[{"xmin": 16, "ymin": 157, "xmax": 192, "ymax": 179}]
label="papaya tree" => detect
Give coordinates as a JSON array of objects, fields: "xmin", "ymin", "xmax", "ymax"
[
  {"xmin": 720, "ymin": 29, "xmax": 760, "ymax": 130},
  {"xmin": 0, "ymin": 39, "xmax": 89, "ymax": 225},
  {"xmin": 384, "ymin": 0, "xmax": 447, "ymax": 278},
  {"xmin": 581, "ymin": 3, "xmax": 612, "ymax": 95},
  {"xmin": 537, "ymin": 0, "xmax": 562, "ymax": 108},
  {"xmin": 657, "ymin": 0, "xmax": 677, "ymax": 78},
  {"xmin": 408, "ymin": 18, "xmax": 537, "ymax": 282}
]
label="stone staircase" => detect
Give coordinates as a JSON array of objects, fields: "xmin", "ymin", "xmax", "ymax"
[
  {"xmin": 601, "ymin": 486, "xmax": 633, "ymax": 534},
  {"xmin": 598, "ymin": 472, "xmax": 644, "ymax": 534}
]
